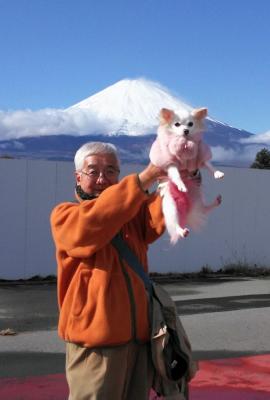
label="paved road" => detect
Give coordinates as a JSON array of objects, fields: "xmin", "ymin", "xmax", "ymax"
[
  {"xmin": 164, "ymin": 276, "xmax": 270, "ymax": 360},
  {"xmin": 0, "ymin": 276, "xmax": 270, "ymax": 378}
]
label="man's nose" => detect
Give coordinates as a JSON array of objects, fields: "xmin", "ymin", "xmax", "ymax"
[{"xmin": 96, "ymin": 172, "xmax": 108, "ymax": 183}]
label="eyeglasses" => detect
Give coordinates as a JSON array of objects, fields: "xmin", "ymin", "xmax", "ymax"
[{"xmin": 81, "ymin": 167, "xmax": 120, "ymax": 180}]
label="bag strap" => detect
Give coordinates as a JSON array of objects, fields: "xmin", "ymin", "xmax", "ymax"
[{"xmin": 111, "ymin": 233, "xmax": 153, "ymax": 295}]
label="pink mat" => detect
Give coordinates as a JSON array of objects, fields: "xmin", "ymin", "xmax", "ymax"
[
  {"xmin": 189, "ymin": 354, "xmax": 270, "ymax": 400},
  {"xmin": 0, "ymin": 354, "xmax": 269, "ymax": 399}
]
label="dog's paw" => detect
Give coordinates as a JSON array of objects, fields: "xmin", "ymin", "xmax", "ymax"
[
  {"xmin": 177, "ymin": 227, "xmax": 189, "ymax": 238},
  {"xmin": 177, "ymin": 183, "xmax": 187, "ymax": 192},
  {"xmin": 183, "ymin": 228, "xmax": 190, "ymax": 237},
  {"xmin": 215, "ymin": 194, "xmax": 222, "ymax": 206},
  {"xmin": 214, "ymin": 170, "xmax": 224, "ymax": 179}
]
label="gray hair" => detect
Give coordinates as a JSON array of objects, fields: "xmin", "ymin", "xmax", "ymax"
[{"xmin": 74, "ymin": 141, "xmax": 120, "ymax": 171}]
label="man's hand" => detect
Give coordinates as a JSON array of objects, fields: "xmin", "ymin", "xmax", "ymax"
[{"xmin": 138, "ymin": 163, "xmax": 166, "ymax": 192}]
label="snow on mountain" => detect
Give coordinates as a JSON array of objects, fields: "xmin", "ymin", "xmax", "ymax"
[{"xmin": 68, "ymin": 78, "xmax": 193, "ymax": 136}]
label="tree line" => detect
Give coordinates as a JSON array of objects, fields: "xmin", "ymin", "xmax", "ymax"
[{"xmin": 250, "ymin": 148, "xmax": 270, "ymax": 169}]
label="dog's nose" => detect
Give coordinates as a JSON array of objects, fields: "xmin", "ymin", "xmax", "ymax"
[{"xmin": 184, "ymin": 129, "xmax": 189, "ymax": 136}]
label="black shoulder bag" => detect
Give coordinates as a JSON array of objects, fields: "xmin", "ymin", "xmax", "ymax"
[{"xmin": 111, "ymin": 233, "xmax": 193, "ymax": 392}]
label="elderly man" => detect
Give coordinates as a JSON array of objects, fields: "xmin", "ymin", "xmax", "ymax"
[{"xmin": 50, "ymin": 141, "xmax": 165, "ymax": 400}]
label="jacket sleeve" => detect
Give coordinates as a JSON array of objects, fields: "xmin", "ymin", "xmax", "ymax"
[
  {"xmin": 50, "ymin": 174, "xmax": 150, "ymax": 258},
  {"xmin": 140, "ymin": 191, "xmax": 165, "ymax": 244}
]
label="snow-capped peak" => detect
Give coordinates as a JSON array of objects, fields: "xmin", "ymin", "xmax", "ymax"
[{"xmin": 67, "ymin": 78, "xmax": 193, "ymax": 136}]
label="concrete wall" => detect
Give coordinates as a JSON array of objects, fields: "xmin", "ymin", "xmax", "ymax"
[
  {"xmin": 0, "ymin": 158, "xmax": 269, "ymax": 279},
  {"xmin": 149, "ymin": 165, "xmax": 270, "ymax": 272}
]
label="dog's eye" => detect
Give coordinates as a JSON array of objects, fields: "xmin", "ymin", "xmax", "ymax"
[
  {"xmin": 174, "ymin": 122, "xmax": 181, "ymax": 127},
  {"xmin": 187, "ymin": 122, "xmax": 194, "ymax": 127}
]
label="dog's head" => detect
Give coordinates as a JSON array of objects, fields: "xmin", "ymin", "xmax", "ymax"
[{"xmin": 158, "ymin": 107, "xmax": 207, "ymax": 142}]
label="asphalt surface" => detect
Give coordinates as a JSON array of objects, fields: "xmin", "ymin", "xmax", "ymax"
[
  {"xmin": 0, "ymin": 284, "xmax": 57, "ymax": 333},
  {"xmin": 0, "ymin": 275, "xmax": 270, "ymax": 379}
]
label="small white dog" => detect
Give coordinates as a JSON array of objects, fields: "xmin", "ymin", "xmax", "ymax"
[{"xmin": 150, "ymin": 107, "xmax": 224, "ymax": 243}]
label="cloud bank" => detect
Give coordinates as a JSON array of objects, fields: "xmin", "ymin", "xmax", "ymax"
[
  {"xmin": 0, "ymin": 106, "xmax": 269, "ymax": 166},
  {"xmin": 0, "ymin": 108, "xmax": 117, "ymax": 140},
  {"xmin": 239, "ymin": 131, "xmax": 270, "ymax": 145},
  {"xmin": 211, "ymin": 144, "xmax": 269, "ymax": 166}
]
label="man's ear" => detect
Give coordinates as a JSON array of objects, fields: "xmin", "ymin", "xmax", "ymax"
[
  {"xmin": 192, "ymin": 108, "xmax": 208, "ymax": 120},
  {"xmin": 159, "ymin": 108, "xmax": 175, "ymax": 124},
  {"xmin": 75, "ymin": 171, "xmax": 81, "ymax": 185}
]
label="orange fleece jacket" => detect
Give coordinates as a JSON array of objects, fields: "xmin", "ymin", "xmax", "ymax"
[{"xmin": 50, "ymin": 174, "xmax": 165, "ymax": 347}]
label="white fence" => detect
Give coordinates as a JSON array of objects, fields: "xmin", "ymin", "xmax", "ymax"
[{"xmin": 0, "ymin": 158, "xmax": 269, "ymax": 279}]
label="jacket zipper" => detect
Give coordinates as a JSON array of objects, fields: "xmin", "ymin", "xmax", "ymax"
[{"xmin": 119, "ymin": 257, "xmax": 137, "ymax": 341}]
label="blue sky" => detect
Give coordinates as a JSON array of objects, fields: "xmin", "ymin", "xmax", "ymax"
[{"xmin": 0, "ymin": 0, "xmax": 269, "ymax": 134}]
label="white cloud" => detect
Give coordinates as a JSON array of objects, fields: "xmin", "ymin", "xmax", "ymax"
[
  {"xmin": 239, "ymin": 131, "xmax": 270, "ymax": 145},
  {"xmin": 211, "ymin": 146, "xmax": 239, "ymax": 162},
  {"xmin": 0, "ymin": 108, "xmax": 115, "ymax": 140},
  {"xmin": 211, "ymin": 144, "xmax": 268, "ymax": 165}
]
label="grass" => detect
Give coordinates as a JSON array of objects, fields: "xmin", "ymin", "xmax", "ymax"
[
  {"xmin": 150, "ymin": 263, "xmax": 270, "ymax": 282},
  {"xmin": 216, "ymin": 263, "xmax": 270, "ymax": 277},
  {"xmin": 1, "ymin": 265, "xmax": 270, "ymax": 285}
]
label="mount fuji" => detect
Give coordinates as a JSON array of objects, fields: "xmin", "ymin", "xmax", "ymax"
[{"xmin": 0, "ymin": 78, "xmax": 265, "ymax": 166}]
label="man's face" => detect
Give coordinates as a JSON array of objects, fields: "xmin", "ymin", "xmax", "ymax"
[{"xmin": 75, "ymin": 153, "xmax": 120, "ymax": 197}]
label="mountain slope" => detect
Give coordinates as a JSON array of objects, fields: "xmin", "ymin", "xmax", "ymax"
[
  {"xmin": 68, "ymin": 78, "xmax": 193, "ymax": 136},
  {"xmin": 0, "ymin": 78, "xmax": 263, "ymax": 166}
]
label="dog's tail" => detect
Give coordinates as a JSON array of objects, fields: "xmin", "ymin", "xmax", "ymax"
[
  {"xmin": 185, "ymin": 180, "xmax": 208, "ymax": 231},
  {"xmin": 187, "ymin": 201, "xmax": 208, "ymax": 231}
]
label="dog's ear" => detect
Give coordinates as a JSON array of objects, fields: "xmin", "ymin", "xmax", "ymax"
[
  {"xmin": 159, "ymin": 108, "xmax": 175, "ymax": 124},
  {"xmin": 192, "ymin": 108, "xmax": 208, "ymax": 120}
]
